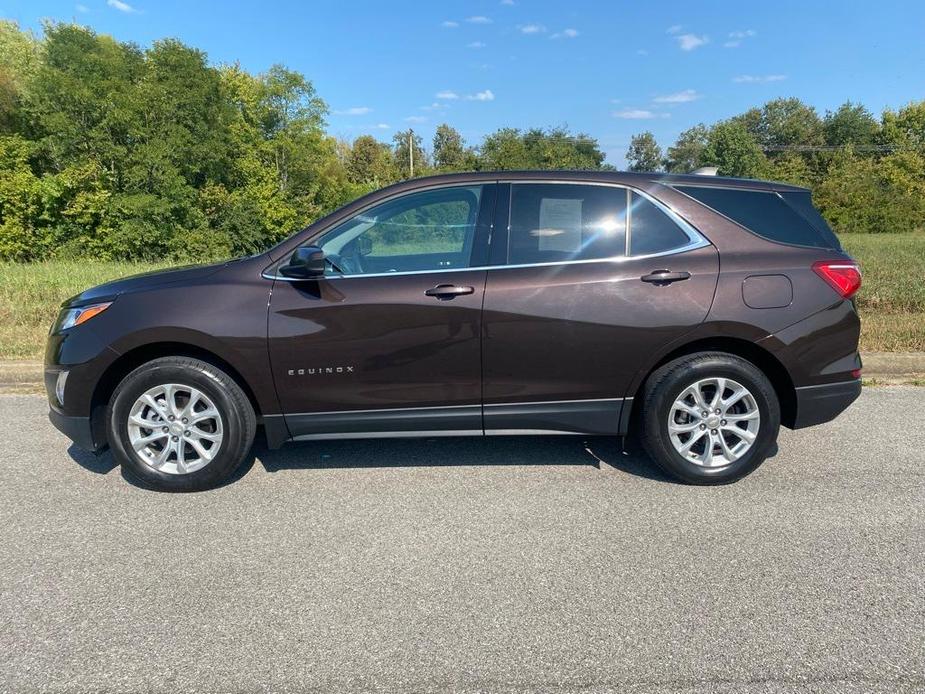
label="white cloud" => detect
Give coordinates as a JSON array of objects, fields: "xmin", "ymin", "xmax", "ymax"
[
  {"xmin": 466, "ymin": 89, "xmax": 495, "ymax": 101},
  {"xmin": 466, "ymin": 15, "xmax": 492, "ymax": 24},
  {"xmin": 653, "ymin": 89, "xmax": 701, "ymax": 104},
  {"xmin": 441, "ymin": 20, "xmax": 459, "ymax": 28},
  {"xmin": 551, "ymin": 28, "xmax": 579, "ymax": 39},
  {"xmin": 404, "ymin": 115, "xmax": 428, "ymax": 123},
  {"xmin": 725, "ymin": 29, "xmax": 756, "ymax": 47},
  {"xmin": 518, "ymin": 23, "xmax": 547, "ymax": 34},
  {"xmin": 376, "ymin": 123, "xmax": 390, "ymax": 129},
  {"xmin": 613, "ymin": 109, "xmax": 669, "ymax": 120},
  {"xmin": 334, "ymin": 106, "xmax": 372, "ymax": 116},
  {"xmin": 468, "ymin": 41, "xmax": 486, "ymax": 49},
  {"xmin": 106, "ymin": 0, "xmax": 137, "ymax": 12},
  {"xmin": 436, "ymin": 90, "xmax": 460, "ymax": 100},
  {"xmin": 421, "ymin": 102, "xmax": 445, "ymax": 111},
  {"xmin": 676, "ymin": 33, "xmax": 708, "ymax": 51},
  {"xmin": 666, "ymin": 24, "xmax": 683, "ymax": 34},
  {"xmin": 733, "ymin": 74, "xmax": 787, "ymax": 83}
]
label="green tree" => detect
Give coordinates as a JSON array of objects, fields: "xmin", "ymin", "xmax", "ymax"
[
  {"xmin": 392, "ymin": 129, "xmax": 429, "ymax": 178},
  {"xmin": 823, "ymin": 101, "xmax": 879, "ymax": 147},
  {"xmin": 701, "ymin": 121, "xmax": 769, "ymax": 178},
  {"xmin": 665, "ymin": 124, "xmax": 708, "ymax": 173},
  {"xmin": 479, "ymin": 126, "xmax": 607, "ymax": 170},
  {"xmin": 625, "ymin": 131, "xmax": 662, "ymax": 172},
  {"xmin": 880, "ymin": 102, "xmax": 925, "ymax": 152},
  {"xmin": 346, "ymin": 134, "xmax": 396, "ymax": 185},
  {"xmin": 433, "ymin": 123, "xmax": 469, "ymax": 171}
]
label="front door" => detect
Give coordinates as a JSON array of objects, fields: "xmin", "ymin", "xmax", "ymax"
[
  {"xmin": 481, "ymin": 182, "xmax": 719, "ymax": 435},
  {"xmin": 268, "ymin": 183, "xmax": 495, "ymax": 439}
]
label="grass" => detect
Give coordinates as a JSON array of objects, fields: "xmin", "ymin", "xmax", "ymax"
[
  {"xmin": 0, "ymin": 261, "xmax": 169, "ymax": 359},
  {"xmin": 0, "ymin": 232, "xmax": 923, "ymax": 359},
  {"xmin": 841, "ymin": 233, "xmax": 925, "ymax": 352}
]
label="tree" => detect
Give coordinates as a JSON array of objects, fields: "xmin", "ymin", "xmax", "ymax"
[
  {"xmin": 346, "ymin": 135, "xmax": 395, "ymax": 185},
  {"xmin": 824, "ymin": 101, "xmax": 879, "ymax": 147},
  {"xmin": 433, "ymin": 124, "xmax": 469, "ymax": 171},
  {"xmin": 880, "ymin": 102, "xmax": 925, "ymax": 152},
  {"xmin": 755, "ymin": 98, "xmax": 824, "ymax": 151},
  {"xmin": 479, "ymin": 126, "xmax": 607, "ymax": 170},
  {"xmin": 665, "ymin": 124, "xmax": 708, "ymax": 173},
  {"xmin": 392, "ymin": 129, "xmax": 428, "ymax": 178},
  {"xmin": 701, "ymin": 121, "xmax": 769, "ymax": 178},
  {"xmin": 626, "ymin": 132, "xmax": 662, "ymax": 172}
]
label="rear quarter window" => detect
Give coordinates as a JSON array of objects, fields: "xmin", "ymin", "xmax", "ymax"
[{"xmin": 674, "ymin": 185, "xmax": 839, "ymax": 250}]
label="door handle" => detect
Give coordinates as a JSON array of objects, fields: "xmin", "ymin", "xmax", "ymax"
[
  {"xmin": 640, "ymin": 270, "xmax": 691, "ymax": 285},
  {"xmin": 425, "ymin": 284, "xmax": 475, "ymax": 299}
]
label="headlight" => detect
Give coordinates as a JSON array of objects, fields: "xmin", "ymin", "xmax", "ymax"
[{"xmin": 53, "ymin": 301, "xmax": 113, "ymax": 332}]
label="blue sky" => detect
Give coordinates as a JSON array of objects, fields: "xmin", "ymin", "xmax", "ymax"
[{"xmin": 6, "ymin": 0, "xmax": 925, "ymax": 166}]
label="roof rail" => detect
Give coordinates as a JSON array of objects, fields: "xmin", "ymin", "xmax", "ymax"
[{"xmin": 692, "ymin": 166, "xmax": 719, "ymax": 176}]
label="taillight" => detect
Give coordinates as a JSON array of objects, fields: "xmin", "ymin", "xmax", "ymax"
[{"xmin": 812, "ymin": 261, "xmax": 862, "ymax": 299}]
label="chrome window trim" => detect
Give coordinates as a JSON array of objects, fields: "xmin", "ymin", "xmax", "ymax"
[{"xmin": 263, "ymin": 179, "xmax": 710, "ymax": 282}]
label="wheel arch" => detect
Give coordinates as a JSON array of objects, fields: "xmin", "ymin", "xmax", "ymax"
[
  {"xmin": 89, "ymin": 342, "xmax": 265, "ymax": 448},
  {"xmin": 629, "ymin": 337, "xmax": 797, "ymax": 430}
]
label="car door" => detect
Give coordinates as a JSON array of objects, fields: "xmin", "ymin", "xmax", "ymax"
[
  {"xmin": 268, "ymin": 183, "xmax": 496, "ymax": 439},
  {"xmin": 481, "ymin": 181, "xmax": 719, "ymax": 435}
]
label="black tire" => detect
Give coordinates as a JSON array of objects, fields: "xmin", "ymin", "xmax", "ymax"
[
  {"xmin": 107, "ymin": 357, "xmax": 256, "ymax": 492},
  {"xmin": 639, "ymin": 352, "xmax": 780, "ymax": 485}
]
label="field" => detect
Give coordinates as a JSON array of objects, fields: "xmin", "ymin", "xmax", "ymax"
[{"xmin": 0, "ymin": 233, "xmax": 923, "ymax": 360}]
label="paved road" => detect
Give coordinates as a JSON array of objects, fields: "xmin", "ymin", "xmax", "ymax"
[{"xmin": 0, "ymin": 389, "xmax": 922, "ymax": 693}]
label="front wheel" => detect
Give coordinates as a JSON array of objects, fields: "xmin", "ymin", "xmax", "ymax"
[
  {"xmin": 107, "ymin": 357, "xmax": 256, "ymax": 492},
  {"xmin": 639, "ymin": 352, "xmax": 780, "ymax": 484}
]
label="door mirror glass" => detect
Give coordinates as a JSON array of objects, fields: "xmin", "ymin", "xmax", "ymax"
[{"xmin": 279, "ymin": 245, "xmax": 326, "ymax": 279}]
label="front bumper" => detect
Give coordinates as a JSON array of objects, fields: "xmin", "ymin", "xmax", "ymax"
[
  {"xmin": 791, "ymin": 378, "xmax": 862, "ymax": 429},
  {"xmin": 48, "ymin": 407, "xmax": 101, "ymax": 452}
]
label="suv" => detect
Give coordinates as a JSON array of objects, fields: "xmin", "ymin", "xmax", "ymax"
[{"xmin": 46, "ymin": 171, "xmax": 862, "ymax": 491}]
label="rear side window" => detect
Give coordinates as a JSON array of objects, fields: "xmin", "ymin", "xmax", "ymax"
[
  {"xmin": 629, "ymin": 192, "xmax": 692, "ymax": 256},
  {"xmin": 779, "ymin": 192, "xmax": 842, "ymax": 250},
  {"xmin": 509, "ymin": 184, "xmax": 627, "ymax": 265},
  {"xmin": 674, "ymin": 185, "xmax": 838, "ymax": 249}
]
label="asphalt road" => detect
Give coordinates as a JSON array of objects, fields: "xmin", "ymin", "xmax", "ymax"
[{"xmin": 0, "ymin": 389, "xmax": 922, "ymax": 693}]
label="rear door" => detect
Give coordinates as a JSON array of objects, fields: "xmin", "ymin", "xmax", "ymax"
[
  {"xmin": 268, "ymin": 183, "xmax": 495, "ymax": 439},
  {"xmin": 481, "ymin": 182, "xmax": 719, "ymax": 435}
]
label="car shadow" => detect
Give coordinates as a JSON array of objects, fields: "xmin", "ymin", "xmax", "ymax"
[{"xmin": 67, "ymin": 431, "xmax": 678, "ymax": 489}]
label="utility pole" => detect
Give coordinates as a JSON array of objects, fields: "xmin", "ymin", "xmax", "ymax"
[{"xmin": 408, "ymin": 129, "xmax": 414, "ymax": 178}]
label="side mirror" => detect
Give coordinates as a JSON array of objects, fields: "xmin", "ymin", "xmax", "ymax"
[{"xmin": 279, "ymin": 246, "xmax": 326, "ymax": 279}]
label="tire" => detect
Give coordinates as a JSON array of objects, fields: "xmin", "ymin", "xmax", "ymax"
[
  {"xmin": 107, "ymin": 357, "xmax": 256, "ymax": 492},
  {"xmin": 639, "ymin": 352, "xmax": 780, "ymax": 485}
]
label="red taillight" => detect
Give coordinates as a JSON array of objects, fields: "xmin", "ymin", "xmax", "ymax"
[{"xmin": 812, "ymin": 261, "xmax": 862, "ymax": 299}]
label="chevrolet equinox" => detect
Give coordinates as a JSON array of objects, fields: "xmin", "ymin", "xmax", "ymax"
[{"xmin": 46, "ymin": 171, "xmax": 863, "ymax": 491}]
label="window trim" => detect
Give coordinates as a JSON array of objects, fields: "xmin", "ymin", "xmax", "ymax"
[{"xmin": 263, "ymin": 180, "xmax": 709, "ymax": 281}]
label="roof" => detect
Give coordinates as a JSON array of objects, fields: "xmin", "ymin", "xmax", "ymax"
[{"xmin": 384, "ymin": 169, "xmax": 810, "ymax": 193}]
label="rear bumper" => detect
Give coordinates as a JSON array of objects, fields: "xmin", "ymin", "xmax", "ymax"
[
  {"xmin": 48, "ymin": 408, "xmax": 101, "ymax": 452},
  {"xmin": 791, "ymin": 378, "xmax": 861, "ymax": 429}
]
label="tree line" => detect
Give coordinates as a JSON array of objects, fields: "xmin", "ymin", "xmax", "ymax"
[
  {"xmin": 0, "ymin": 21, "xmax": 606, "ymax": 262},
  {"xmin": 626, "ymin": 98, "xmax": 925, "ymax": 235},
  {"xmin": 1, "ymin": 21, "xmax": 921, "ymax": 263}
]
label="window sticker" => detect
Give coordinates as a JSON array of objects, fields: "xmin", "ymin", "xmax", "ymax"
[{"xmin": 537, "ymin": 197, "xmax": 582, "ymax": 252}]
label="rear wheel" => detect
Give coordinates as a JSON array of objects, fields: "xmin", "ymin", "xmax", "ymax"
[
  {"xmin": 640, "ymin": 352, "xmax": 780, "ymax": 484},
  {"xmin": 107, "ymin": 357, "xmax": 256, "ymax": 492}
]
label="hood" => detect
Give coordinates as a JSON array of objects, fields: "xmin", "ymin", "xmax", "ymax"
[{"xmin": 64, "ymin": 261, "xmax": 232, "ymax": 307}]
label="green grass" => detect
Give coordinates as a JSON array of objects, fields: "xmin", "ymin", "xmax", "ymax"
[
  {"xmin": 0, "ymin": 261, "xmax": 169, "ymax": 359},
  {"xmin": 0, "ymin": 232, "xmax": 923, "ymax": 359},
  {"xmin": 841, "ymin": 233, "xmax": 925, "ymax": 351}
]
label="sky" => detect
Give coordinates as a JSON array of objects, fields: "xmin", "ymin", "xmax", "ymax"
[{"xmin": 5, "ymin": 0, "xmax": 925, "ymax": 166}]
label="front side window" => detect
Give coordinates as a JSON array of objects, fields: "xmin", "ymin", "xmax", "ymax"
[
  {"xmin": 508, "ymin": 184, "xmax": 627, "ymax": 265},
  {"xmin": 317, "ymin": 185, "xmax": 483, "ymax": 275}
]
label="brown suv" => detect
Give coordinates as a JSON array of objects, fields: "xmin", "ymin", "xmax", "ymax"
[{"xmin": 46, "ymin": 171, "xmax": 862, "ymax": 491}]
